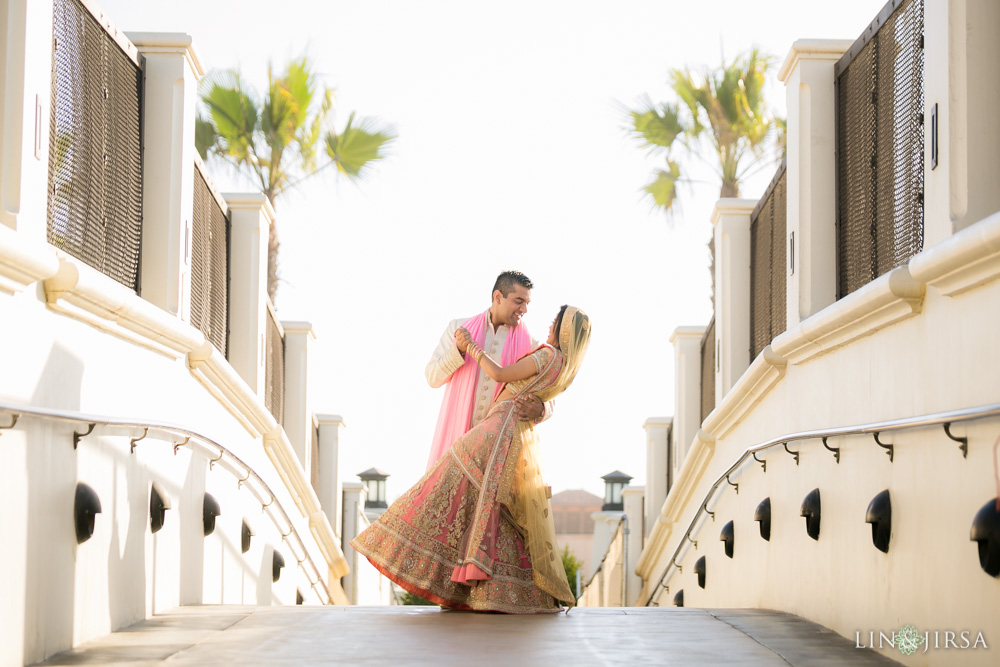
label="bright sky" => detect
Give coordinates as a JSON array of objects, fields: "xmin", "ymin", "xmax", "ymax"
[{"xmin": 100, "ymin": 0, "xmax": 884, "ymax": 499}]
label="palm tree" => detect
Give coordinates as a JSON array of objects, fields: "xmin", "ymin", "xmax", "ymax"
[
  {"xmin": 196, "ymin": 57, "xmax": 396, "ymax": 302},
  {"xmin": 627, "ymin": 48, "xmax": 782, "ymax": 216}
]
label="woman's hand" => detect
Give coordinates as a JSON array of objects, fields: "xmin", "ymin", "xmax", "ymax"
[{"xmin": 454, "ymin": 327, "xmax": 472, "ymax": 354}]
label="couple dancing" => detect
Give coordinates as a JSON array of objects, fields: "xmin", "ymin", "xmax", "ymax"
[{"xmin": 351, "ymin": 271, "xmax": 590, "ymax": 613}]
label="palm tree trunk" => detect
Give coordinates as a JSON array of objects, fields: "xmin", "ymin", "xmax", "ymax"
[{"xmin": 267, "ymin": 221, "xmax": 279, "ymax": 303}]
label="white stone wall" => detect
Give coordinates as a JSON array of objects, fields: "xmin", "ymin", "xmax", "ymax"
[{"xmin": 638, "ymin": 5, "xmax": 1000, "ymax": 663}]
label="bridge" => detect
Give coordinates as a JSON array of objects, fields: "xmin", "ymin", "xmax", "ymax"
[{"xmin": 37, "ymin": 606, "xmax": 898, "ymax": 666}]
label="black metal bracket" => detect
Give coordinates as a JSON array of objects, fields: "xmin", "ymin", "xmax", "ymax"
[
  {"xmin": 822, "ymin": 437, "xmax": 841, "ymax": 463},
  {"xmin": 783, "ymin": 442, "xmax": 800, "ymax": 465},
  {"xmin": 130, "ymin": 427, "xmax": 148, "ymax": 453},
  {"xmin": 173, "ymin": 436, "xmax": 190, "ymax": 455},
  {"xmin": 725, "ymin": 474, "xmax": 739, "ymax": 494},
  {"xmin": 686, "ymin": 534, "xmax": 698, "ymax": 549},
  {"xmin": 237, "ymin": 469, "xmax": 251, "ymax": 488},
  {"xmin": 752, "ymin": 450, "xmax": 767, "ymax": 472},
  {"xmin": 943, "ymin": 422, "xmax": 968, "ymax": 458},
  {"xmin": 0, "ymin": 413, "xmax": 18, "ymax": 432},
  {"xmin": 704, "ymin": 508, "xmax": 715, "ymax": 522},
  {"xmin": 73, "ymin": 423, "xmax": 96, "ymax": 449},
  {"xmin": 873, "ymin": 432, "xmax": 893, "ymax": 462}
]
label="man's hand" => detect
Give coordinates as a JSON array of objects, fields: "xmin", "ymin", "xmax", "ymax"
[
  {"xmin": 514, "ymin": 394, "xmax": 544, "ymax": 422},
  {"xmin": 454, "ymin": 327, "xmax": 472, "ymax": 354}
]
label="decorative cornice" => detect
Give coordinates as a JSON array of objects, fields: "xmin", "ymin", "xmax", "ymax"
[
  {"xmin": 909, "ymin": 211, "xmax": 1000, "ymax": 296},
  {"xmin": 778, "ymin": 39, "xmax": 854, "ymax": 82},
  {"xmin": 711, "ymin": 198, "xmax": 757, "ymax": 226},
  {"xmin": 126, "ymin": 32, "xmax": 205, "ymax": 78},
  {"xmin": 0, "ymin": 226, "xmax": 59, "ymax": 294},
  {"xmin": 703, "ymin": 345, "xmax": 787, "ymax": 439},
  {"xmin": 3, "ymin": 235, "xmax": 349, "ymax": 591},
  {"xmin": 669, "ymin": 325, "xmax": 707, "ymax": 343},
  {"xmin": 772, "ymin": 267, "xmax": 925, "ymax": 364}
]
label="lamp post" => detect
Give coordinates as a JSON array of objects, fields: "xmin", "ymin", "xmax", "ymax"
[
  {"xmin": 601, "ymin": 470, "xmax": 632, "ymax": 511},
  {"xmin": 358, "ymin": 467, "xmax": 389, "ymax": 515}
]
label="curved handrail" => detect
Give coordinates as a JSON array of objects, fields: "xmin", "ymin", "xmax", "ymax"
[
  {"xmin": 646, "ymin": 401, "xmax": 1000, "ymax": 605},
  {"xmin": 0, "ymin": 399, "xmax": 332, "ymax": 604}
]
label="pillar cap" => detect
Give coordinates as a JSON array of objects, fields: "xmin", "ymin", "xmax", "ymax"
[
  {"xmin": 669, "ymin": 325, "xmax": 706, "ymax": 343},
  {"xmin": 711, "ymin": 198, "xmax": 757, "ymax": 225},
  {"xmin": 281, "ymin": 321, "xmax": 317, "ymax": 338},
  {"xmin": 622, "ymin": 486, "xmax": 645, "ymax": 497},
  {"xmin": 223, "ymin": 193, "xmax": 277, "ymax": 228},
  {"xmin": 126, "ymin": 32, "xmax": 205, "ymax": 77},
  {"xmin": 778, "ymin": 39, "xmax": 854, "ymax": 82},
  {"xmin": 315, "ymin": 413, "xmax": 346, "ymax": 427},
  {"xmin": 642, "ymin": 416, "xmax": 673, "ymax": 429}
]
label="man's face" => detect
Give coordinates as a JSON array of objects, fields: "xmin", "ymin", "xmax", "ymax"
[{"xmin": 493, "ymin": 284, "xmax": 531, "ymax": 327}]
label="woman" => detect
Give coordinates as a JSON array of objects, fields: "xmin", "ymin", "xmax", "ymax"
[{"xmin": 351, "ymin": 306, "xmax": 591, "ymax": 613}]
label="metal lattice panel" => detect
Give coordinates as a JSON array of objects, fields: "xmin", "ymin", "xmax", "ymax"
[
  {"xmin": 700, "ymin": 318, "xmax": 716, "ymax": 424},
  {"xmin": 265, "ymin": 304, "xmax": 285, "ymax": 425},
  {"xmin": 750, "ymin": 162, "xmax": 787, "ymax": 360},
  {"xmin": 836, "ymin": 0, "xmax": 924, "ymax": 298},
  {"xmin": 190, "ymin": 164, "xmax": 229, "ymax": 355},
  {"xmin": 46, "ymin": 0, "xmax": 143, "ymax": 292}
]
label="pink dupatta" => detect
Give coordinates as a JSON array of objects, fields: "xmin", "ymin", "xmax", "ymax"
[{"xmin": 425, "ymin": 309, "xmax": 531, "ymax": 470}]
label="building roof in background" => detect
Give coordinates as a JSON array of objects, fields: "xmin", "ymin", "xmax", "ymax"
[{"xmin": 551, "ymin": 489, "xmax": 602, "ymax": 506}]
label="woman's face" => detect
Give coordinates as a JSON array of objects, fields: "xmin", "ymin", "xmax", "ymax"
[{"xmin": 547, "ymin": 312, "xmax": 560, "ymax": 347}]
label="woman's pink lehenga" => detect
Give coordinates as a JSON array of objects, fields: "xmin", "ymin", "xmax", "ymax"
[{"xmin": 351, "ymin": 345, "xmax": 573, "ymax": 613}]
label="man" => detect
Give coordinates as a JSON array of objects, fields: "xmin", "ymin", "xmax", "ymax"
[{"xmin": 424, "ymin": 270, "xmax": 550, "ymax": 469}]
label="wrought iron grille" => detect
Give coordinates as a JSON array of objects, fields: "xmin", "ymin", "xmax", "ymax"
[
  {"xmin": 749, "ymin": 162, "xmax": 787, "ymax": 360},
  {"xmin": 835, "ymin": 0, "xmax": 924, "ymax": 298},
  {"xmin": 265, "ymin": 302, "xmax": 285, "ymax": 425},
  {"xmin": 190, "ymin": 163, "xmax": 229, "ymax": 355},
  {"xmin": 46, "ymin": 0, "xmax": 143, "ymax": 292},
  {"xmin": 700, "ymin": 318, "xmax": 716, "ymax": 424}
]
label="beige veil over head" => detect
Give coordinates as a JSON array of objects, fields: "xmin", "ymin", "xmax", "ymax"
[{"xmin": 510, "ymin": 306, "xmax": 591, "ymax": 607}]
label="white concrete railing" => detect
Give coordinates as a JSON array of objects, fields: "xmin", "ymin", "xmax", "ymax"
[
  {"xmin": 641, "ymin": 210, "xmax": 1000, "ymax": 584},
  {"xmin": 579, "ymin": 518, "xmax": 624, "ymax": 608},
  {"xmin": 0, "ymin": 399, "xmax": 339, "ymax": 605},
  {"xmin": 642, "ymin": 401, "xmax": 1000, "ymax": 603},
  {"xmin": 0, "ymin": 233, "xmax": 350, "ymax": 584}
]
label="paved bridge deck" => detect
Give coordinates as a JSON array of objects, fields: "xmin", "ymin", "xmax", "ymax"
[{"xmin": 36, "ymin": 605, "xmax": 899, "ymax": 666}]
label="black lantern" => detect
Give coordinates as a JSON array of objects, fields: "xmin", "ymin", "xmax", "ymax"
[
  {"xmin": 149, "ymin": 482, "xmax": 170, "ymax": 534},
  {"xmin": 358, "ymin": 467, "xmax": 389, "ymax": 510},
  {"xmin": 74, "ymin": 483, "xmax": 102, "ymax": 544},
  {"xmin": 203, "ymin": 493, "xmax": 221, "ymax": 536},
  {"xmin": 601, "ymin": 471, "xmax": 632, "ymax": 511}
]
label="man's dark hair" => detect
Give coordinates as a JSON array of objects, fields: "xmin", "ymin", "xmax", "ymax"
[{"xmin": 492, "ymin": 270, "xmax": 533, "ymax": 297}]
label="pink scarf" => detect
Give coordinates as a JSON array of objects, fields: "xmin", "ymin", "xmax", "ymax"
[{"xmin": 425, "ymin": 309, "xmax": 532, "ymax": 470}]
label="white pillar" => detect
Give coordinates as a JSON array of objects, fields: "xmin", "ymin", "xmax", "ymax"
[
  {"xmin": 1, "ymin": 0, "xmax": 53, "ymax": 237},
  {"xmin": 642, "ymin": 417, "xmax": 671, "ymax": 539},
  {"xmin": 670, "ymin": 326, "xmax": 705, "ymax": 469},
  {"xmin": 315, "ymin": 413, "xmax": 344, "ymax": 539},
  {"xmin": 778, "ymin": 40, "xmax": 851, "ymax": 326},
  {"xmin": 922, "ymin": 0, "xmax": 1000, "ymax": 246},
  {"xmin": 341, "ymin": 482, "xmax": 368, "ymax": 605},
  {"xmin": 128, "ymin": 33, "xmax": 203, "ymax": 318},
  {"xmin": 224, "ymin": 193, "xmax": 273, "ymax": 396},
  {"xmin": 621, "ymin": 486, "xmax": 644, "ymax": 606},
  {"xmin": 280, "ymin": 321, "xmax": 315, "ymax": 468},
  {"xmin": 778, "ymin": 39, "xmax": 851, "ymax": 328},
  {"xmin": 711, "ymin": 199, "xmax": 755, "ymax": 402},
  {"xmin": 589, "ymin": 510, "xmax": 623, "ymax": 581}
]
